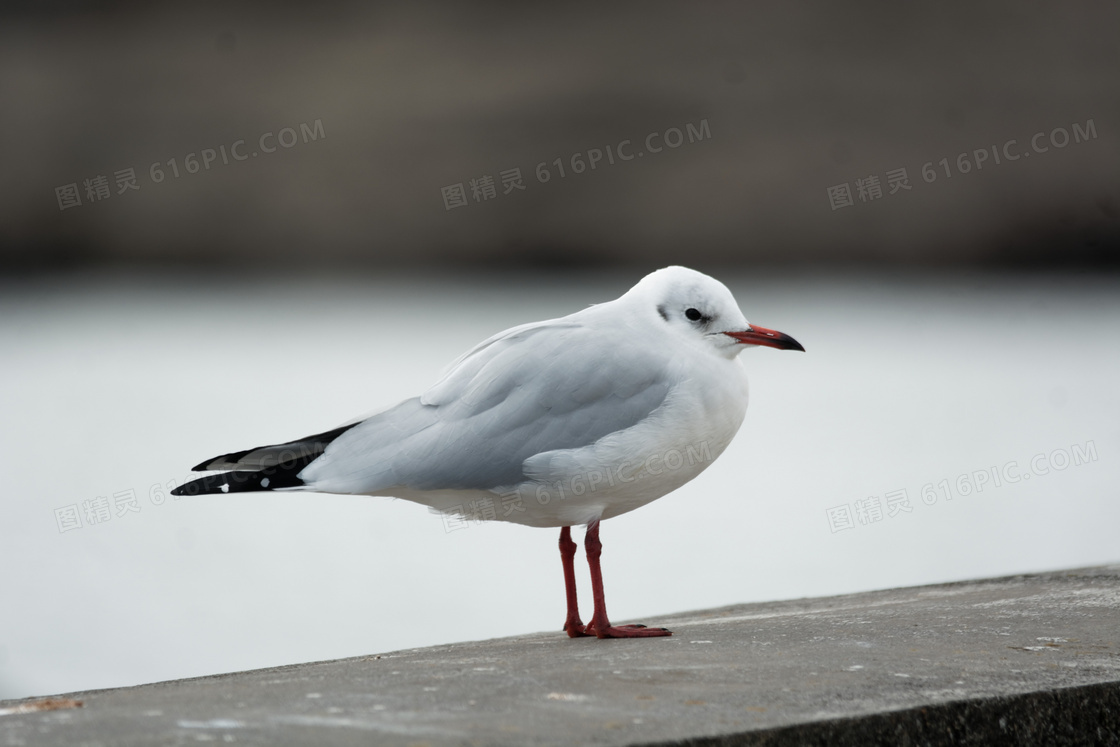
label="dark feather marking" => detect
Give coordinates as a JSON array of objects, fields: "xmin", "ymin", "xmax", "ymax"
[{"xmin": 172, "ymin": 422, "xmax": 360, "ymax": 497}]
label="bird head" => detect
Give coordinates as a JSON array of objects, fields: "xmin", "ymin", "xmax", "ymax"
[{"xmin": 632, "ymin": 266, "xmax": 805, "ymax": 359}]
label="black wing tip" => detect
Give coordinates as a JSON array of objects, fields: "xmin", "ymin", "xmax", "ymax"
[
  {"xmin": 176, "ymin": 422, "xmax": 360, "ymax": 495},
  {"xmin": 185, "ymin": 423, "xmax": 360, "ymax": 474},
  {"xmin": 171, "ymin": 470, "xmax": 306, "ymax": 497},
  {"xmin": 171, "ymin": 473, "xmax": 231, "ymax": 497},
  {"xmin": 189, "ymin": 447, "xmax": 258, "ymax": 472}
]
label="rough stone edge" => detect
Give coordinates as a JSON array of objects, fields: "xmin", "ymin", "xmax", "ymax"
[
  {"xmin": 4, "ymin": 564, "xmax": 1118, "ymax": 709},
  {"xmin": 641, "ymin": 680, "xmax": 1120, "ymax": 747}
]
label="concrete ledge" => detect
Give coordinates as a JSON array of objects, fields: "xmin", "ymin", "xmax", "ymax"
[{"xmin": 3, "ymin": 565, "xmax": 1119, "ymax": 746}]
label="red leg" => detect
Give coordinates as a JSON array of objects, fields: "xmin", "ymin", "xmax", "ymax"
[
  {"xmin": 583, "ymin": 521, "xmax": 672, "ymax": 638},
  {"xmin": 559, "ymin": 526, "xmax": 589, "ymax": 637}
]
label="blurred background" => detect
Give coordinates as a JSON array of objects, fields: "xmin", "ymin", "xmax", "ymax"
[{"xmin": 1, "ymin": 1, "xmax": 1118, "ymax": 701}]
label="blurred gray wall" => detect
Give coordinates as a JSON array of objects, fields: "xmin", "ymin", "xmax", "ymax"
[{"xmin": 1, "ymin": 1, "xmax": 1118, "ymax": 270}]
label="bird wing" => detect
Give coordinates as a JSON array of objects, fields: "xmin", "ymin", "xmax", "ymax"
[{"xmin": 298, "ymin": 317, "xmax": 673, "ymax": 494}]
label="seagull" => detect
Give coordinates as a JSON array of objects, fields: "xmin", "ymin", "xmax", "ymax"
[{"xmin": 172, "ymin": 266, "xmax": 804, "ymax": 638}]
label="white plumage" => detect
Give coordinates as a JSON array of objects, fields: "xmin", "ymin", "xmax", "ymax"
[{"xmin": 301, "ymin": 266, "xmax": 754, "ymax": 525}]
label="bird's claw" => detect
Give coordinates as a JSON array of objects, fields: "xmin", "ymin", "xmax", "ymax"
[
  {"xmin": 564, "ymin": 620, "xmax": 590, "ymax": 638},
  {"xmin": 585, "ymin": 623, "xmax": 672, "ymax": 639}
]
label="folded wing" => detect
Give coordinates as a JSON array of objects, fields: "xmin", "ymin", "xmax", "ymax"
[{"xmin": 300, "ymin": 318, "xmax": 673, "ymax": 494}]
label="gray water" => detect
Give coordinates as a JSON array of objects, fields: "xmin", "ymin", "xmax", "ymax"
[{"xmin": 2, "ymin": 268, "xmax": 1118, "ymax": 700}]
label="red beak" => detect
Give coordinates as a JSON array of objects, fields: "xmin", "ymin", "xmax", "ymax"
[{"xmin": 725, "ymin": 325, "xmax": 805, "ymax": 351}]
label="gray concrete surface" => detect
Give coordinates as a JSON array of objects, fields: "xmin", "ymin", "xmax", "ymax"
[{"xmin": 3, "ymin": 565, "xmax": 1118, "ymax": 746}]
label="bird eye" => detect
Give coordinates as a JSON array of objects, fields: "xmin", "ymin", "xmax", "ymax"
[{"xmin": 685, "ymin": 308, "xmax": 703, "ymax": 322}]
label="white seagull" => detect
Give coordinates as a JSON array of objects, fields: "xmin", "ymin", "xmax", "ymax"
[{"xmin": 172, "ymin": 266, "xmax": 804, "ymax": 638}]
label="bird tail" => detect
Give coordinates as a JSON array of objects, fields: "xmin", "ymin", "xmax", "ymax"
[{"xmin": 171, "ymin": 422, "xmax": 359, "ymax": 497}]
